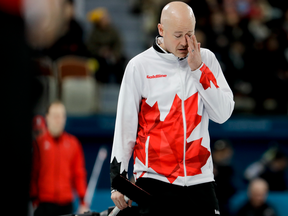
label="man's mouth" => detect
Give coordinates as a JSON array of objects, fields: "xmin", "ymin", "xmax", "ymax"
[{"xmin": 178, "ymin": 48, "xmax": 188, "ymax": 52}]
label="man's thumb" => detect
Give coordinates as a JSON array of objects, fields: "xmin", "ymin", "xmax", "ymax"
[{"xmin": 128, "ymin": 199, "xmax": 133, "ymax": 207}]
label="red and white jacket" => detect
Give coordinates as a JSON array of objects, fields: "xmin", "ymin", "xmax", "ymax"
[{"xmin": 110, "ymin": 36, "xmax": 234, "ymax": 187}]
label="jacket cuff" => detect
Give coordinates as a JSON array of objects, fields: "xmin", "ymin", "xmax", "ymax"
[
  {"xmin": 190, "ymin": 62, "xmax": 204, "ymax": 79},
  {"xmin": 191, "ymin": 62, "xmax": 204, "ymax": 72}
]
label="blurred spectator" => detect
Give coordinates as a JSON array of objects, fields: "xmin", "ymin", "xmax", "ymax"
[
  {"xmin": 138, "ymin": 0, "xmax": 168, "ymax": 48},
  {"xmin": 30, "ymin": 101, "xmax": 89, "ymax": 216},
  {"xmin": 212, "ymin": 139, "xmax": 236, "ymax": 216},
  {"xmin": 244, "ymin": 145, "xmax": 288, "ymax": 191},
  {"xmin": 32, "ymin": 115, "xmax": 47, "ymax": 140},
  {"xmin": 236, "ymin": 178, "xmax": 278, "ymax": 216},
  {"xmin": 206, "ymin": 10, "xmax": 231, "ymax": 57},
  {"xmin": 24, "ymin": 0, "xmax": 71, "ymax": 49},
  {"xmin": 186, "ymin": 0, "xmax": 210, "ymax": 28},
  {"xmin": 86, "ymin": 7, "xmax": 126, "ymax": 84},
  {"xmin": 41, "ymin": 0, "xmax": 89, "ymax": 60},
  {"xmin": 195, "ymin": 29, "xmax": 207, "ymax": 48}
]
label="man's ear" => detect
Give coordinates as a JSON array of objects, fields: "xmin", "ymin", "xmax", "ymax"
[{"xmin": 157, "ymin": 23, "xmax": 164, "ymax": 36}]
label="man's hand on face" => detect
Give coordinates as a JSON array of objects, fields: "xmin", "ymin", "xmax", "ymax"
[
  {"xmin": 186, "ymin": 34, "xmax": 202, "ymax": 71},
  {"xmin": 111, "ymin": 191, "xmax": 132, "ymax": 210}
]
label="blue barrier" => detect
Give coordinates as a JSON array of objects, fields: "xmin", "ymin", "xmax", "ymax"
[
  {"xmin": 65, "ymin": 114, "xmax": 288, "ymax": 139},
  {"xmin": 209, "ymin": 115, "xmax": 288, "ymax": 139}
]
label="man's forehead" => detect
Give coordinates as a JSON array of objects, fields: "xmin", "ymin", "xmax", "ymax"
[
  {"xmin": 174, "ymin": 30, "xmax": 193, "ymax": 33},
  {"xmin": 166, "ymin": 17, "xmax": 195, "ymax": 31},
  {"xmin": 49, "ymin": 105, "xmax": 65, "ymax": 113}
]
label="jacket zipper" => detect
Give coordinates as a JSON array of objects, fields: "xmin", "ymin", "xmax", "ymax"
[
  {"xmin": 54, "ymin": 139, "xmax": 60, "ymax": 203},
  {"xmin": 145, "ymin": 136, "xmax": 150, "ymax": 168},
  {"xmin": 178, "ymin": 61, "xmax": 187, "ymax": 185}
]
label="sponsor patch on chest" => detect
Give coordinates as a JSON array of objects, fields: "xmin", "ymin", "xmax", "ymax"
[{"xmin": 147, "ymin": 74, "xmax": 167, "ymax": 79}]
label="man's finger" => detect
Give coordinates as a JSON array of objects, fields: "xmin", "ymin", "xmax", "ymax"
[
  {"xmin": 111, "ymin": 191, "xmax": 129, "ymax": 210},
  {"xmin": 119, "ymin": 196, "xmax": 128, "ymax": 209},
  {"xmin": 192, "ymin": 35, "xmax": 198, "ymax": 51},
  {"xmin": 116, "ymin": 200, "xmax": 127, "ymax": 210},
  {"xmin": 128, "ymin": 199, "xmax": 133, "ymax": 207},
  {"xmin": 120, "ymin": 202, "xmax": 128, "ymax": 210},
  {"xmin": 188, "ymin": 46, "xmax": 193, "ymax": 55},
  {"xmin": 186, "ymin": 35, "xmax": 194, "ymax": 50}
]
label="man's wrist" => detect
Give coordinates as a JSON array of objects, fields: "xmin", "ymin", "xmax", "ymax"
[
  {"xmin": 111, "ymin": 189, "xmax": 117, "ymax": 194},
  {"xmin": 191, "ymin": 62, "xmax": 203, "ymax": 72}
]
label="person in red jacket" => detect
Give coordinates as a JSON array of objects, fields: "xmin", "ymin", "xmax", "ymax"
[{"xmin": 30, "ymin": 101, "xmax": 89, "ymax": 216}]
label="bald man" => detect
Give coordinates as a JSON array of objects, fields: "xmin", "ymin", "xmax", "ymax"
[
  {"xmin": 110, "ymin": 1, "xmax": 234, "ymax": 215},
  {"xmin": 237, "ymin": 178, "xmax": 277, "ymax": 216}
]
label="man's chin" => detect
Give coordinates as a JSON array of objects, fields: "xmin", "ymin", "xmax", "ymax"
[{"xmin": 176, "ymin": 52, "xmax": 188, "ymax": 58}]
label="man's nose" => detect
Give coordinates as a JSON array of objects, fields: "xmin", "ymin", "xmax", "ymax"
[{"xmin": 180, "ymin": 36, "xmax": 188, "ymax": 47}]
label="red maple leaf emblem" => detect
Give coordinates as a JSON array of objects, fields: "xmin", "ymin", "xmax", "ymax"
[
  {"xmin": 134, "ymin": 93, "xmax": 210, "ymax": 183},
  {"xmin": 199, "ymin": 64, "xmax": 219, "ymax": 90}
]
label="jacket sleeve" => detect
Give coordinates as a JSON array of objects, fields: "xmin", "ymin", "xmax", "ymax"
[
  {"xmin": 29, "ymin": 141, "xmax": 40, "ymax": 205},
  {"xmin": 72, "ymin": 137, "xmax": 87, "ymax": 205},
  {"xmin": 191, "ymin": 50, "xmax": 234, "ymax": 124},
  {"xmin": 110, "ymin": 60, "xmax": 144, "ymax": 189}
]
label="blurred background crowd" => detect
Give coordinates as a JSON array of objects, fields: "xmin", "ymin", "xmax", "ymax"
[
  {"xmin": 0, "ymin": 0, "xmax": 287, "ymax": 216},
  {"xmin": 4, "ymin": 0, "xmax": 287, "ymax": 117},
  {"xmin": 135, "ymin": 0, "xmax": 288, "ymax": 116}
]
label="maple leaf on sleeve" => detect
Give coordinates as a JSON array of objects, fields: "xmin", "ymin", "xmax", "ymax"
[
  {"xmin": 199, "ymin": 64, "xmax": 219, "ymax": 90},
  {"xmin": 110, "ymin": 157, "xmax": 128, "ymax": 189}
]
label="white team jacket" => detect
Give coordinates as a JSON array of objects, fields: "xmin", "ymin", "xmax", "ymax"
[{"xmin": 110, "ymin": 37, "xmax": 234, "ymax": 187}]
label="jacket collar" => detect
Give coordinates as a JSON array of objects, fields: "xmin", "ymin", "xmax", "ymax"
[
  {"xmin": 153, "ymin": 36, "xmax": 187, "ymax": 61},
  {"xmin": 45, "ymin": 130, "xmax": 64, "ymax": 142}
]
